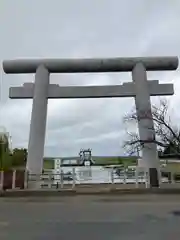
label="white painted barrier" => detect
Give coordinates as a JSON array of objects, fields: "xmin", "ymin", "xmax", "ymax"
[{"xmin": 25, "ymin": 166, "xmax": 172, "ymax": 189}]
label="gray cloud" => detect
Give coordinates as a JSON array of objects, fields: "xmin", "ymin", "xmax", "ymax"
[{"xmin": 0, "ymin": 0, "xmax": 180, "ymax": 157}]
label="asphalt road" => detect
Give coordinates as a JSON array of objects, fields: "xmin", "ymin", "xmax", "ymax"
[{"xmin": 0, "ymin": 195, "xmax": 180, "ymax": 240}]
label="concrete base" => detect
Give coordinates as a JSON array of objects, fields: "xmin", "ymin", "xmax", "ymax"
[
  {"xmin": 1, "ymin": 186, "xmax": 180, "ymax": 198},
  {"xmin": 27, "ymin": 182, "xmax": 42, "ymax": 190},
  {"xmin": 26, "ymin": 174, "xmax": 42, "ymax": 189}
]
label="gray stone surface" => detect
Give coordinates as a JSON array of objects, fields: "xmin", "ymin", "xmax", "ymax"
[
  {"xmin": 3, "ymin": 56, "xmax": 178, "ymax": 73},
  {"xmin": 9, "ymin": 81, "xmax": 174, "ymax": 99},
  {"xmin": 132, "ymin": 63, "xmax": 158, "ymax": 170},
  {"xmin": 0, "ymin": 195, "xmax": 180, "ymax": 239},
  {"xmin": 26, "ymin": 65, "xmax": 49, "ymax": 175}
]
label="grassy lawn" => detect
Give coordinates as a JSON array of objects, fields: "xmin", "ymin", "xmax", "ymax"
[
  {"xmin": 163, "ymin": 162, "xmax": 180, "ymax": 173},
  {"xmin": 43, "ymin": 157, "xmax": 180, "ymax": 173},
  {"xmin": 43, "ymin": 156, "xmax": 137, "ymax": 169},
  {"xmin": 43, "ymin": 159, "xmax": 54, "ymax": 169}
]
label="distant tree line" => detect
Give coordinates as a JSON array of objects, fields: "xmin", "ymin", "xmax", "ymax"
[{"xmin": 0, "ymin": 134, "xmax": 27, "ymax": 170}]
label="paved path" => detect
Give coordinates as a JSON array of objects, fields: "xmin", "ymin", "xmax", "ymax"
[{"xmin": 0, "ymin": 195, "xmax": 180, "ymax": 239}]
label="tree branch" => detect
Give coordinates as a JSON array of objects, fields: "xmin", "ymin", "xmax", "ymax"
[{"xmin": 122, "ymin": 98, "xmax": 180, "ymax": 155}]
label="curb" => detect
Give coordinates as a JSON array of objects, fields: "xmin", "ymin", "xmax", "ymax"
[{"xmin": 1, "ymin": 188, "xmax": 180, "ymax": 197}]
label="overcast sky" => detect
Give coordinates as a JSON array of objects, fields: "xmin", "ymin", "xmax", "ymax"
[{"xmin": 0, "ymin": 0, "xmax": 180, "ymax": 157}]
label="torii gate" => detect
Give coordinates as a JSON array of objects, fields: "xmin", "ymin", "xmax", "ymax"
[{"xmin": 3, "ymin": 56, "xmax": 178, "ymax": 187}]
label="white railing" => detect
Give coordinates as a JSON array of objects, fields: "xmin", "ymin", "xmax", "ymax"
[
  {"xmin": 0, "ymin": 167, "xmax": 177, "ymax": 190},
  {"xmin": 26, "ymin": 166, "xmax": 171, "ymax": 189}
]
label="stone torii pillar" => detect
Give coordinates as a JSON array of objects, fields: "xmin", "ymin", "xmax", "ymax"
[
  {"xmin": 3, "ymin": 56, "xmax": 178, "ymax": 188},
  {"xmin": 27, "ymin": 65, "xmax": 49, "ymax": 175},
  {"xmin": 132, "ymin": 63, "xmax": 159, "ymax": 186}
]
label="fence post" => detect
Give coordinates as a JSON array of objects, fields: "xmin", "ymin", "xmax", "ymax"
[
  {"xmin": 0, "ymin": 171, "xmax": 4, "ymax": 190},
  {"xmin": 72, "ymin": 167, "xmax": 76, "ymax": 189},
  {"xmin": 158, "ymin": 168, "xmax": 162, "ymax": 187},
  {"xmin": 171, "ymin": 170, "xmax": 175, "ymax": 184},
  {"xmin": 48, "ymin": 173, "xmax": 52, "ymax": 189},
  {"xmin": 12, "ymin": 170, "xmax": 16, "ymax": 189},
  {"xmin": 24, "ymin": 170, "xmax": 28, "ymax": 189},
  {"xmin": 145, "ymin": 170, "xmax": 149, "ymax": 188},
  {"xmin": 123, "ymin": 168, "xmax": 126, "ymax": 184},
  {"xmin": 111, "ymin": 168, "xmax": 114, "ymax": 184},
  {"xmin": 135, "ymin": 168, "xmax": 138, "ymax": 188},
  {"xmin": 60, "ymin": 169, "xmax": 64, "ymax": 189}
]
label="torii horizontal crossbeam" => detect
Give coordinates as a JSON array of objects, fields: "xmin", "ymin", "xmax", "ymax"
[
  {"xmin": 9, "ymin": 81, "xmax": 174, "ymax": 99},
  {"xmin": 3, "ymin": 56, "xmax": 178, "ymax": 74}
]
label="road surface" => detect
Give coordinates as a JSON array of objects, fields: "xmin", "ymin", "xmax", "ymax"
[{"xmin": 0, "ymin": 195, "xmax": 180, "ymax": 239}]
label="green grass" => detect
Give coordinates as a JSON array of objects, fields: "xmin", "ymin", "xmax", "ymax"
[
  {"xmin": 43, "ymin": 156, "xmax": 137, "ymax": 169},
  {"xmin": 93, "ymin": 156, "xmax": 137, "ymax": 165},
  {"xmin": 163, "ymin": 162, "xmax": 180, "ymax": 173},
  {"xmin": 43, "ymin": 159, "xmax": 54, "ymax": 169},
  {"xmin": 43, "ymin": 157, "xmax": 180, "ymax": 174}
]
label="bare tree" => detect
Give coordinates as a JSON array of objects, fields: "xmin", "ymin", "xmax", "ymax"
[{"xmin": 123, "ymin": 98, "xmax": 180, "ymax": 155}]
